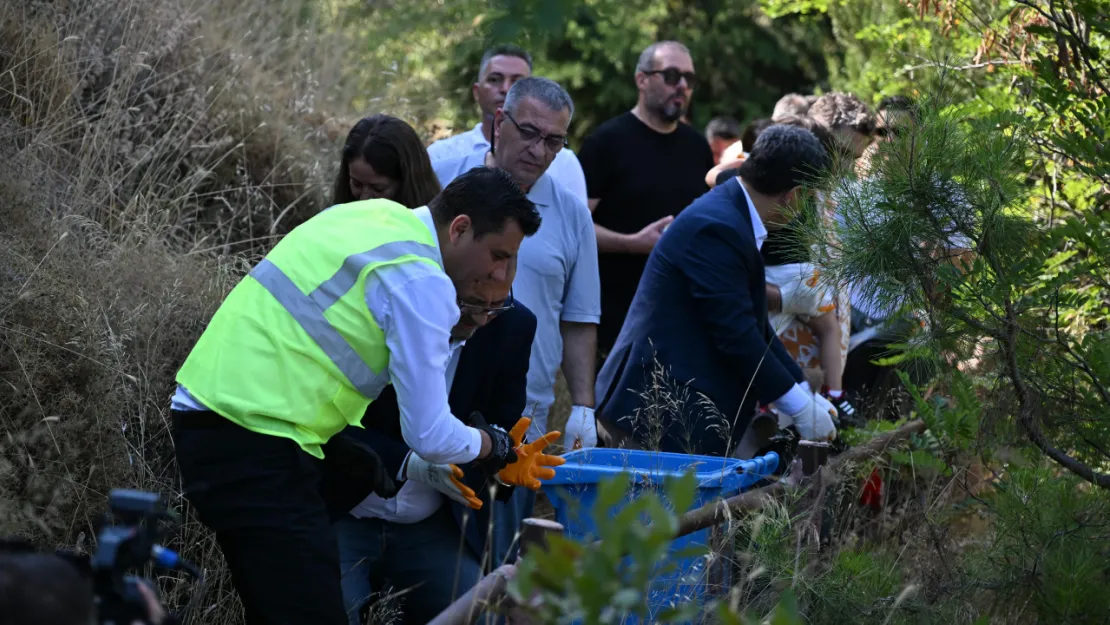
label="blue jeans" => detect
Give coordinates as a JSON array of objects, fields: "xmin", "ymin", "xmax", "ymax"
[
  {"xmin": 489, "ymin": 487, "xmax": 536, "ymax": 565},
  {"xmin": 335, "ymin": 505, "xmax": 482, "ymax": 625}
]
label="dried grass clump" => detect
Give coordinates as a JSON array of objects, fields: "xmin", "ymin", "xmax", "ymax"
[{"xmin": 0, "ymin": 0, "xmax": 370, "ymax": 621}]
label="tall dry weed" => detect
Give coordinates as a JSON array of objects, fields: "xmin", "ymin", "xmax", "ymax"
[{"xmin": 0, "ymin": 0, "xmax": 376, "ymax": 621}]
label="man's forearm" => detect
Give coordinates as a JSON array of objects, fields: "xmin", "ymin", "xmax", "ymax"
[
  {"xmin": 560, "ymin": 321, "xmax": 597, "ymax": 407},
  {"xmin": 595, "ymin": 223, "xmax": 635, "ymax": 254}
]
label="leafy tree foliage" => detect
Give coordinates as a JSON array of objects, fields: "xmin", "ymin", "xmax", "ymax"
[{"xmin": 340, "ymin": 0, "xmax": 833, "ymax": 141}]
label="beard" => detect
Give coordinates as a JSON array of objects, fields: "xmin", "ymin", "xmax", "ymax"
[{"xmin": 649, "ymin": 92, "xmax": 687, "ymax": 123}]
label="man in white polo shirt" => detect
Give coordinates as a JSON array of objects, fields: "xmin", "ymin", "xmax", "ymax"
[
  {"xmin": 434, "ymin": 76, "xmax": 602, "ymax": 564},
  {"xmin": 427, "ymin": 44, "xmax": 588, "ymax": 205}
]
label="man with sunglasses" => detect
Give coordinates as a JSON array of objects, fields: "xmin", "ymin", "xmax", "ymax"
[
  {"xmin": 434, "ymin": 76, "xmax": 602, "ymax": 563},
  {"xmin": 577, "ymin": 40, "xmax": 716, "ymax": 355}
]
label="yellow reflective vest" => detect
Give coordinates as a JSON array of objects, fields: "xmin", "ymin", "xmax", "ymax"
[{"xmin": 176, "ymin": 200, "xmax": 441, "ymax": 458}]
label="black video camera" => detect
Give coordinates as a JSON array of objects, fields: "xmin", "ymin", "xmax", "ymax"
[{"xmin": 60, "ymin": 489, "xmax": 202, "ymax": 625}]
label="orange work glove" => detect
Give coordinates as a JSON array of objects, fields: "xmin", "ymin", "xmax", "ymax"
[{"xmin": 497, "ymin": 417, "xmax": 567, "ymax": 490}]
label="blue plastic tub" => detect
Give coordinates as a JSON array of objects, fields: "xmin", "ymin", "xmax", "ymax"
[{"xmin": 540, "ymin": 449, "xmax": 779, "ymax": 621}]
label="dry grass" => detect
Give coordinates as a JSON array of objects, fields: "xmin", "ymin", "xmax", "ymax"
[{"xmin": 0, "ymin": 0, "xmax": 383, "ymax": 621}]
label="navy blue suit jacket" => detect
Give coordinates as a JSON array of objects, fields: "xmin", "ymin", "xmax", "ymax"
[
  {"xmin": 320, "ymin": 301, "xmax": 536, "ymax": 558},
  {"xmin": 594, "ymin": 179, "xmax": 804, "ymax": 456}
]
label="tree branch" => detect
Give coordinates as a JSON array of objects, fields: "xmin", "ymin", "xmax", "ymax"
[
  {"xmin": 675, "ymin": 420, "xmax": 929, "ymax": 538},
  {"xmin": 1000, "ymin": 297, "xmax": 1110, "ymax": 489}
]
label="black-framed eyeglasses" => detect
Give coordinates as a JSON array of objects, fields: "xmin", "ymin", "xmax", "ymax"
[
  {"xmin": 503, "ymin": 111, "xmax": 568, "ymax": 153},
  {"xmin": 643, "ymin": 67, "xmax": 697, "ymax": 89},
  {"xmin": 458, "ymin": 288, "xmax": 515, "ymax": 319}
]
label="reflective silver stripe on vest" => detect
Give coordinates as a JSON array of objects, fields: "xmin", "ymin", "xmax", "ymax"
[
  {"xmin": 309, "ymin": 240, "xmax": 440, "ymax": 311},
  {"xmin": 249, "ymin": 254, "xmax": 403, "ymax": 399}
]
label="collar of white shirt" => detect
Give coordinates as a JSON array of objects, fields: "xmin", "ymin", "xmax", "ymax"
[
  {"xmin": 734, "ymin": 177, "xmax": 768, "ymax": 251},
  {"xmin": 412, "ymin": 205, "xmax": 446, "ymax": 268},
  {"xmin": 463, "ymin": 123, "xmax": 490, "ymax": 150},
  {"xmin": 413, "ymin": 206, "xmax": 467, "ymax": 352}
]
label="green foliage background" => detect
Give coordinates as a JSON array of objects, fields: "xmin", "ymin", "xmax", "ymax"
[
  {"xmin": 336, "ymin": 0, "xmax": 834, "ymax": 141},
  {"xmin": 323, "ymin": 0, "xmax": 1110, "ymax": 622}
]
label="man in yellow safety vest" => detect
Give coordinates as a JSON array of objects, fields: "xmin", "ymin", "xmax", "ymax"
[{"xmin": 169, "ymin": 167, "xmax": 543, "ymax": 625}]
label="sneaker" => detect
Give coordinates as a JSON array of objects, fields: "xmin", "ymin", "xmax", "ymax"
[{"xmin": 822, "ymin": 389, "xmax": 865, "ymax": 428}]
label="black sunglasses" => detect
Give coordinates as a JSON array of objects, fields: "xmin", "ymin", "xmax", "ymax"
[
  {"xmin": 503, "ymin": 111, "xmax": 568, "ymax": 153},
  {"xmin": 458, "ymin": 288, "xmax": 515, "ymax": 318},
  {"xmin": 644, "ymin": 67, "xmax": 697, "ymax": 89},
  {"xmin": 875, "ymin": 126, "xmax": 904, "ymax": 138}
]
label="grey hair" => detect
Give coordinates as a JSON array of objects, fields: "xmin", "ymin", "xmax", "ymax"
[
  {"xmin": 808, "ymin": 92, "xmax": 876, "ymax": 134},
  {"xmin": 503, "ymin": 76, "xmax": 575, "ymax": 121},
  {"xmin": 477, "ymin": 44, "xmax": 533, "ymax": 82},
  {"xmin": 635, "ymin": 40, "xmax": 692, "ymax": 74},
  {"xmin": 772, "ymin": 93, "xmax": 812, "ymax": 121}
]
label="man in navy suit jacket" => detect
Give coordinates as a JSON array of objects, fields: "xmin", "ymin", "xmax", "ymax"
[
  {"xmin": 318, "ymin": 277, "xmax": 536, "ymax": 625},
  {"xmin": 594, "ymin": 125, "xmax": 840, "ymax": 457}
]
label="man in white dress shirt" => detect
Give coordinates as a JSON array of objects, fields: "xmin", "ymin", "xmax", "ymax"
[
  {"xmin": 427, "ymin": 44, "xmax": 589, "ymax": 205},
  {"xmin": 169, "ymin": 167, "xmax": 541, "ymax": 625}
]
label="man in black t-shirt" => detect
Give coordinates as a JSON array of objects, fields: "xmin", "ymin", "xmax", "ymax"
[{"xmin": 578, "ymin": 40, "xmax": 715, "ymax": 353}]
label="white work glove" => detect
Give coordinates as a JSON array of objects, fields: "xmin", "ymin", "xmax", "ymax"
[
  {"xmin": 564, "ymin": 405, "xmax": 599, "ymax": 450},
  {"xmin": 779, "ymin": 393, "xmax": 838, "ymax": 442},
  {"xmin": 402, "ymin": 451, "xmax": 482, "ymax": 509}
]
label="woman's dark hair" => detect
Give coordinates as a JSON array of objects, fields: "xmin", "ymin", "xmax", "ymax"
[{"xmin": 333, "ymin": 115, "xmax": 441, "ymax": 208}]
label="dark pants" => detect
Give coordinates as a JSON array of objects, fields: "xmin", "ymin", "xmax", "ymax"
[
  {"xmin": 334, "ymin": 506, "xmax": 483, "ymax": 625},
  {"xmin": 171, "ymin": 411, "xmax": 348, "ymax": 625}
]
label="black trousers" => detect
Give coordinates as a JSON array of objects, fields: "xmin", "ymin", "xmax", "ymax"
[{"xmin": 171, "ymin": 411, "xmax": 348, "ymax": 625}]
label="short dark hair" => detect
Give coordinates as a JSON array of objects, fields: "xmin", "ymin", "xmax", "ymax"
[
  {"xmin": 0, "ymin": 550, "xmax": 94, "ymax": 625},
  {"xmin": 878, "ymin": 95, "xmax": 920, "ymax": 122},
  {"xmin": 429, "ymin": 167, "xmax": 541, "ymax": 239},
  {"xmin": 741, "ymin": 118, "xmax": 775, "ymax": 153},
  {"xmin": 635, "ymin": 40, "xmax": 691, "ymax": 74},
  {"xmin": 773, "ymin": 114, "xmax": 842, "ymax": 161},
  {"xmin": 737, "ymin": 124, "xmax": 830, "ymax": 195},
  {"xmin": 334, "ymin": 114, "xmax": 442, "ymax": 208},
  {"xmin": 477, "ymin": 45, "xmax": 533, "ymax": 81},
  {"xmin": 705, "ymin": 116, "xmax": 741, "ymax": 141}
]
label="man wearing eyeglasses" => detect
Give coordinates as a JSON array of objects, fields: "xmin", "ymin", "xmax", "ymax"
[
  {"xmin": 577, "ymin": 40, "xmax": 716, "ymax": 356},
  {"xmin": 426, "ymin": 44, "xmax": 589, "ymax": 205},
  {"xmin": 321, "ymin": 272, "xmax": 553, "ymax": 625},
  {"xmin": 433, "ymin": 76, "xmax": 602, "ymax": 563}
]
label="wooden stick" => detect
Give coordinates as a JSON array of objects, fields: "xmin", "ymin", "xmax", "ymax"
[
  {"xmin": 675, "ymin": 419, "xmax": 927, "ymax": 539},
  {"xmin": 427, "ymin": 564, "xmax": 517, "ymax": 625}
]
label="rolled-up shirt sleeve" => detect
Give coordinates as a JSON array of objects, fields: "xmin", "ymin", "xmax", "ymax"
[{"xmin": 366, "ymin": 263, "xmax": 483, "ymax": 465}]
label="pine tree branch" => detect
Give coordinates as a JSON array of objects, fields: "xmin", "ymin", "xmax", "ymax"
[{"xmin": 1001, "ymin": 296, "xmax": 1110, "ymax": 490}]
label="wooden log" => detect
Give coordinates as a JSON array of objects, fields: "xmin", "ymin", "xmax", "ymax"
[
  {"xmin": 674, "ymin": 419, "xmax": 927, "ymax": 539},
  {"xmin": 426, "ymin": 564, "xmax": 517, "ymax": 625}
]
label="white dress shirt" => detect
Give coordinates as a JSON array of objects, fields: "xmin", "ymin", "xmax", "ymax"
[
  {"xmin": 348, "ymin": 340, "xmax": 466, "ymax": 523},
  {"xmin": 734, "ymin": 178, "xmax": 809, "ymax": 415},
  {"xmin": 171, "ymin": 207, "xmax": 483, "ymax": 466},
  {"xmin": 426, "ymin": 122, "xmax": 589, "ymax": 205}
]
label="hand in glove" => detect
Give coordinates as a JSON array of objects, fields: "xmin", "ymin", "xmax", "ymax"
[
  {"xmin": 469, "ymin": 410, "xmax": 518, "ymax": 476},
  {"xmin": 779, "ymin": 392, "xmax": 838, "ymax": 442},
  {"xmin": 565, "ymin": 405, "xmax": 599, "ymax": 450},
  {"xmin": 403, "ymin": 451, "xmax": 483, "ymax": 510},
  {"xmin": 497, "ymin": 417, "xmax": 566, "ymax": 490}
]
